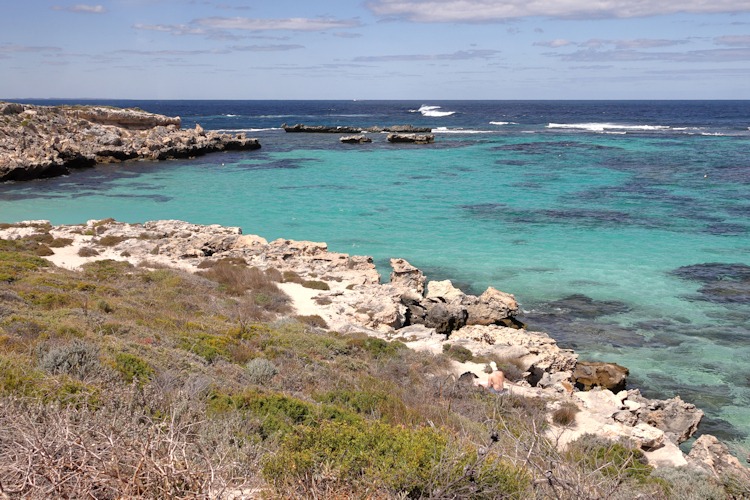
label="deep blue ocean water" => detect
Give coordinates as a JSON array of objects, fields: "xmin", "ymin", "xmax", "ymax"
[{"xmin": 2, "ymin": 100, "xmax": 750, "ymax": 447}]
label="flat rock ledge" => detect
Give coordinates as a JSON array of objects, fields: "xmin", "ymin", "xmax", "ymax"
[
  {"xmin": 2, "ymin": 218, "xmax": 747, "ymax": 481},
  {"xmin": 0, "ymin": 102, "xmax": 261, "ymax": 182}
]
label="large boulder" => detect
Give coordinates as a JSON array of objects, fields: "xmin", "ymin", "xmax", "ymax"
[
  {"xmin": 465, "ymin": 287, "xmax": 519, "ymax": 326},
  {"xmin": 390, "ymin": 258, "xmax": 426, "ymax": 295},
  {"xmin": 573, "ymin": 361, "xmax": 629, "ymax": 392}
]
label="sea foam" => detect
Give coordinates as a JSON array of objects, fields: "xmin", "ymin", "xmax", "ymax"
[
  {"xmin": 411, "ymin": 105, "xmax": 456, "ymax": 117},
  {"xmin": 547, "ymin": 122, "xmax": 670, "ymax": 132}
]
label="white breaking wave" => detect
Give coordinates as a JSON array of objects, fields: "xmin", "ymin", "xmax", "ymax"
[
  {"xmin": 547, "ymin": 122, "xmax": 670, "ymax": 132},
  {"xmin": 410, "ymin": 104, "xmax": 456, "ymax": 117},
  {"xmin": 433, "ymin": 127, "xmax": 493, "ymax": 134},
  {"xmin": 489, "ymin": 121, "xmax": 517, "ymax": 126},
  {"xmin": 214, "ymin": 127, "xmax": 281, "ymax": 133}
]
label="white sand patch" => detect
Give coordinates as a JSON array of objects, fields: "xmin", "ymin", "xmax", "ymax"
[{"xmin": 277, "ymin": 282, "xmax": 327, "ymax": 317}]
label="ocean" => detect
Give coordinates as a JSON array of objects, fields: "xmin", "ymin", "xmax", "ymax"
[{"xmin": 2, "ymin": 99, "xmax": 750, "ymax": 448}]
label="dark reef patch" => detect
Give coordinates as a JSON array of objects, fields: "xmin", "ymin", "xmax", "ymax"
[{"xmin": 671, "ymin": 263, "xmax": 750, "ymax": 305}]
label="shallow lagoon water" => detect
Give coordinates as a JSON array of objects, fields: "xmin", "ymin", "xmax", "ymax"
[{"xmin": 2, "ymin": 100, "xmax": 749, "ymax": 446}]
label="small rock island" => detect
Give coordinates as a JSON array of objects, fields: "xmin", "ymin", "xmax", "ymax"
[{"xmin": 0, "ymin": 102, "xmax": 261, "ymax": 182}]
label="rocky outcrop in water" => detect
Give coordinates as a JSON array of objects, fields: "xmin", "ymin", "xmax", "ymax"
[
  {"xmin": 387, "ymin": 133, "xmax": 434, "ymax": 144},
  {"xmin": 0, "ymin": 102, "xmax": 261, "ymax": 182},
  {"xmin": 339, "ymin": 135, "xmax": 372, "ymax": 144},
  {"xmin": 283, "ymin": 123, "xmax": 432, "ymax": 134}
]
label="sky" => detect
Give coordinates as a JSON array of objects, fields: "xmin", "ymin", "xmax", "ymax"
[{"xmin": 1, "ymin": 0, "xmax": 750, "ymax": 99}]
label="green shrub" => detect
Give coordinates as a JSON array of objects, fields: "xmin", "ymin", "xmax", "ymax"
[
  {"xmin": 346, "ymin": 333, "xmax": 406, "ymax": 359},
  {"xmin": 263, "ymin": 420, "xmax": 447, "ymax": 497},
  {"xmin": 113, "ymin": 352, "xmax": 153, "ymax": 385},
  {"xmin": 81, "ymin": 259, "xmax": 134, "ymax": 281},
  {"xmin": 301, "ymin": 280, "xmax": 330, "ymax": 290},
  {"xmin": 282, "ymin": 270, "xmax": 302, "ymax": 283},
  {"xmin": 443, "ymin": 343, "xmax": 474, "ymax": 363},
  {"xmin": 49, "ymin": 237, "xmax": 74, "ymax": 248},
  {"xmin": 0, "ymin": 249, "xmax": 50, "ymax": 282},
  {"xmin": 246, "ymin": 357, "xmax": 278, "ymax": 385},
  {"xmin": 96, "ymin": 235, "xmax": 127, "ymax": 247},
  {"xmin": 34, "ymin": 244, "xmax": 54, "ymax": 256},
  {"xmin": 315, "ymin": 388, "xmax": 408, "ymax": 423},
  {"xmin": 566, "ymin": 434, "xmax": 653, "ymax": 483},
  {"xmin": 179, "ymin": 332, "xmax": 231, "ymax": 363}
]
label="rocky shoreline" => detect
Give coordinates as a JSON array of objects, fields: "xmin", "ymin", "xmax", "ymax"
[
  {"xmin": 0, "ymin": 102, "xmax": 261, "ymax": 182},
  {"xmin": 1, "ymin": 218, "xmax": 748, "ymax": 482}
]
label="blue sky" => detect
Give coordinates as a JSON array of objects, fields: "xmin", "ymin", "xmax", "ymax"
[{"xmin": 2, "ymin": 0, "xmax": 750, "ymax": 99}]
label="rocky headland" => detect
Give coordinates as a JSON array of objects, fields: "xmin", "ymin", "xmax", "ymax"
[
  {"xmin": 0, "ymin": 102, "xmax": 261, "ymax": 182},
  {"xmin": 2, "ymin": 218, "xmax": 748, "ymax": 484}
]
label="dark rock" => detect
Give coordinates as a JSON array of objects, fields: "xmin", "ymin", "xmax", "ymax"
[
  {"xmin": 573, "ymin": 361, "xmax": 629, "ymax": 392},
  {"xmin": 282, "ymin": 123, "xmax": 362, "ymax": 133},
  {"xmin": 387, "ymin": 133, "xmax": 435, "ymax": 144},
  {"xmin": 423, "ymin": 300, "xmax": 468, "ymax": 336}
]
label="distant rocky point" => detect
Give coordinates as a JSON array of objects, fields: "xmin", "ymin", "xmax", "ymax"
[
  {"xmin": 283, "ymin": 123, "xmax": 432, "ymax": 134},
  {"xmin": 0, "ymin": 102, "xmax": 261, "ymax": 182}
]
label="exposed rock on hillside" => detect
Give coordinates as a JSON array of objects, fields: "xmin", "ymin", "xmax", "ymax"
[{"xmin": 0, "ymin": 102, "xmax": 261, "ymax": 182}]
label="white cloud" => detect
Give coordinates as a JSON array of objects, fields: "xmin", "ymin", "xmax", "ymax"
[
  {"xmin": 534, "ymin": 39, "xmax": 572, "ymax": 48},
  {"xmin": 195, "ymin": 17, "xmax": 361, "ymax": 31},
  {"xmin": 52, "ymin": 4, "xmax": 106, "ymax": 14},
  {"xmin": 366, "ymin": 0, "xmax": 750, "ymax": 21},
  {"xmin": 0, "ymin": 44, "xmax": 62, "ymax": 54}
]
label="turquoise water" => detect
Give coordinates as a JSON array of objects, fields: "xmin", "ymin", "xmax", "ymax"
[{"xmin": 2, "ymin": 100, "xmax": 749, "ymax": 446}]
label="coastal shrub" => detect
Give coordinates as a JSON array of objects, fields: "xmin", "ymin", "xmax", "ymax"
[
  {"xmin": 345, "ymin": 333, "xmax": 406, "ymax": 359},
  {"xmin": 301, "ymin": 279, "xmax": 330, "ymax": 290},
  {"xmin": 262, "ymin": 419, "xmax": 447, "ymax": 497},
  {"xmin": 551, "ymin": 401, "xmax": 580, "ymax": 427},
  {"xmin": 49, "ymin": 237, "xmax": 74, "ymax": 248},
  {"xmin": 652, "ymin": 466, "xmax": 724, "ymax": 499},
  {"xmin": 296, "ymin": 314, "xmax": 328, "ymax": 329},
  {"xmin": 81, "ymin": 259, "xmax": 134, "ymax": 281},
  {"xmin": 282, "ymin": 270, "xmax": 302, "ymax": 283},
  {"xmin": 443, "ymin": 343, "xmax": 474, "ymax": 363},
  {"xmin": 0, "ymin": 249, "xmax": 50, "ymax": 282},
  {"xmin": 493, "ymin": 356, "xmax": 526, "ymax": 382},
  {"xmin": 245, "ymin": 357, "xmax": 278, "ymax": 385},
  {"xmin": 179, "ymin": 332, "xmax": 231, "ymax": 363},
  {"xmin": 112, "ymin": 352, "xmax": 153, "ymax": 385},
  {"xmin": 565, "ymin": 434, "xmax": 653, "ymax": 483},
  {"xmin": 39, "ymin": 340, "xmax": 101, "ymax": 379},
  {"xmin": 34, "ymin": 244, "xmax": 54, "ymax": 256},
  {"xmin": 77, "ymin": 246, "xmax": 99, "ymax": 257},
  {"xmin": 315, "ymin": 388, "xmax": 407, "ymax": 423},
  {"xmin": 96, "ymin": 235, "xmax": 127, "ymax": 247}
]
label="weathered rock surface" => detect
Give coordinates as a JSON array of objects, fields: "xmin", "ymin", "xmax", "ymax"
[
  {"xmin": 628, "ymin": 391, "xmax": 704, "ymax": 444},
  {"xmin": 339, "ymin": 135, "xmax": 372, "ymax": 144},
  {"xmin": 688, "ymin": 434, "xmax": 750, "ymax": 483},
  {"xmin": 0, "ymin": 103, "xmax": 261, "ymax": 182},
  {"xmin": 573, "ymin": 361, "xmax": 629, "ymax": 392},
  {"xmin": 387, "ymin": 133, "xmax": 435, "ymax": 144}
]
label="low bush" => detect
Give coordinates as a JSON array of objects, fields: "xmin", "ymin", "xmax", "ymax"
[
  {"xmin": 96, "ymin": 235, "xmax": 128, "ymax": 247},
  {"xmin": 551, "ymin": 401, "xmax": 580, "ymax": 427},
  {"xmin": 0, "ymin": 249, "xmax": 50, "ymax": 282},
  {"xmin": 301, "ymin": 280, "xmax": 330, "ymax": 290},
  {"xmin": 295, "ymin": 314, "xmax": 328, "ymax": 329},
  {"xmin": 443, "ymin": 343, "xmax": 474, "ymax": 363},
  {"xmin": 77, "ymin": 247, "xmax": 99, "ymax": 257},
  {"xmin": 112, "ymin": 352, "xmax": 153, "ymax": 385},
  {"xmin": 346, "ymin": 333, "xmax": 406, "ymax": 359},
  {"xmin": 49, "ymin": 237, "xmax": 74, "ymax": 248},
  {"xmin": 565, "ymin": 434, "xmax": 653, "ymax": 483},
  {"xmin": 39, "ymin": 340, "xmax": 101, "ymax": 379},
  {"xmin": 652, "ymin": 465, "xmax": 724, "ymax": 499},
  {"xmin": 246, "ymin": 357, "xmax": 278, "ymax": 385}
]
